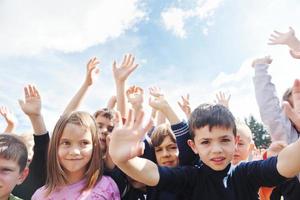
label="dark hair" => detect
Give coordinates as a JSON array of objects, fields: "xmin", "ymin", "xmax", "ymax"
[
  {"xmin": 93, "ymin": 108, "xmax": 114, "ymax": 120},
  {"xmin": 188, "ymin": 104, "xmax": 236, "ymax": 140},
  {"xmin": 0, "ymin": 134, "xmax": 28, "ymax": 172}
]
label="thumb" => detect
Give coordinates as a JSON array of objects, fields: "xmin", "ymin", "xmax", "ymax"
[
  {"xmin": 136, "ymin": 141, "xmax": 145, "ymax": 157},
  {"xmin": 289, "ymin": 49, "xmax": 300, "ymax": 59}
]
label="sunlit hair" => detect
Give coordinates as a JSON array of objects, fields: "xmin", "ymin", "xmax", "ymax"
[
  {"xmin": 45, "ymin": 111, "xmax": 102, "ymax": 195},
  {"xmin": 0, "ymin": 134, "xmax": 28, "ymax": 172},
  {"xmin": 189, "ymin": 104, "xmax": 236, "ymax": 140},
  {"xmin": 151, "ymin": 123, "xmax": 176, "ymax": 147},
  {"xmin": 235, "ymin": 120, "xmax": 253, "ymax": 142},
  {"xmin": 94, "ymin": 108, "xmax": 114, "ymax": 120}
]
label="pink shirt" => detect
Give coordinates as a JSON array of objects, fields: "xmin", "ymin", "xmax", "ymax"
[{"xmin": 32, "ymin": 176, "xmax": 120, "ymax": 200}]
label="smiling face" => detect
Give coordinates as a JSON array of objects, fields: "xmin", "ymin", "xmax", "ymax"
[
  {"xmin": 188, "ymin": 126, "xmax": 236, "ymax": 171},
  {"xmin": 154, "ymin": 136, "xmax": 179, "ymax": 167},
  {"xmin": 58, "ymin": 123, "xmax": 93, "ymax": 183}
]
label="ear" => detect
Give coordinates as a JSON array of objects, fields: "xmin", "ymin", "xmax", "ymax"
[
  {"xmin": 187, "ymin": 139, "xmax": 198, "ymax": 154},
  {"xmin": 17, "ymin": 167, "xmax": 29, "ymax": 185},
  {"xmin": 249, "ymin": 142, "xmax": 255, "ymax": 152}
]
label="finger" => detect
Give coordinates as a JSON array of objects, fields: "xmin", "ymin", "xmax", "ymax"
[
  {"xmin": 24, "ymin": 86, "xmax": 29, "ymax": 98},
  {"xmin": 28, "ymin": 85, "xmax": 35, "ymax": 97},
  {"xmin": 121, "ymin": 55, "xmax": 127, "ymax": 66},
  {"xmin": 283, "ymin": 101, "xmax": 299, "ymax": 125},
  {"xmin": 124, "ymin": 54, "xmax": 131, "ymax": 66},
  {"xmin": 128, "ymin": 55, "xmax": 135, "ymax": 67},
  {"xmin": 32, "ymin": 86, "xmax": 40, "ymax": 98},
  {"xmin": 177, "ymin": 101, "xmax": 183, "ymax": 109},
  {"xmin": 227, "ymin": 94, "xmax": 231, "ymax": 101},
  {"xmin": 142, "ymin": 118, "xmax": 154, "ymax": 136},
  {"xmin": 133, "ymin": 111, "xmax": 144, "ymax": 131},
  {"xmin": 273, "ymin": 30, "xmax": 283, "ymax": 35},
  {"xmin": 113, "ymin": 111, "xmax": 122, "ymax": 128},
  {"xmin": 127, "ymin": 64, "xmax": 139, "ymax": 75},
  {"xmin": 125, "ymin": 109, "xmax": 134, "ymax": 128},
  {"xmin": 292, "ymin": 79, "xmax": 300, "ymax": 113}
]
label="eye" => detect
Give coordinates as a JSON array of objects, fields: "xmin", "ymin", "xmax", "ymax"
[
  {"xmin": 155, "ymin": 148, "xmax": 162, "ymax": 152},
  {"xmin": 80, "ymin": 140, "xmax": 90, "ymax": 146},
  {"xmin": 107, "ymin": 126, "xmax": 114, "ymax": 133},
  {"xmin": 60, "ymin": 141, "xmax": 70, "ymax": 146},
  {"xmin": 98, "ymin": 123, "xmax": 103, "ymax": 129},
  {"xmin": 238, "ymin": 142, "xmax": 244, "ymax": 146},
  {"xmin": 221, "ymin": 138, "xmax": 231, "ymax": 143},
  {"xmin": 201, "ymin": 141, "xmax": 210, "ymax": 145}
]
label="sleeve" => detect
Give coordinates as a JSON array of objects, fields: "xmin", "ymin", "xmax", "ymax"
[
  {"xmin": 237, "ymin": 156, "xmax": 288, "ymax": 188},
  {"xmin": 253, "ymin": 64, "xmax": 296, "ymax": 143},
  {"xmin": 171, "ymin": 121, "xmax": 198, "ymax": 165},
  {"xmin": 155, "ymin": 166, "xmax": 198, "ymax": 193},
  {"xmin": 12, "ymin": 132, "xmax": 50, "ymax": 199}
]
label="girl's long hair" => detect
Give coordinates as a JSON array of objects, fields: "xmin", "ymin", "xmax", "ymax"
[{"xmin": 45, "ymin": 111, "xmax": 103, "ymax": 195}]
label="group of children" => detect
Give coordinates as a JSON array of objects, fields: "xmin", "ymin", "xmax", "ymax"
[{"xmin": 1, "ymin": 28, "xmax": 300, "ymax": 200}]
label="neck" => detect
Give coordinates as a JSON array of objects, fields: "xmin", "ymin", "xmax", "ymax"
[
  {"xmin": 66, "ymin": 170, "xmax": 85, "ymax": 184},
  {"xmin": 0, "ymin": 194, "xmax": 10, "ymax": 200}
]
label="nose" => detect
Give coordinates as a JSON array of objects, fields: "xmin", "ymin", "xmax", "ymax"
[
  {"xmin": 69, "ymin": 146, "xmax": 80, "ymax": 155},
  {"xmin": 211, "ymin": 144, "xmax": 222, "ymax": 154},
  {"xmin": 162, "ymin": 149, "xmax": 170, "ymax": 157}
]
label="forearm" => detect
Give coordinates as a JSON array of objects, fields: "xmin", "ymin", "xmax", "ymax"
[
  {"xmin": 63, "ymin": 82, "xmax": 89, "ymax": 115},
  {"xmin": 3, "ymin": 123, "xmax": 15, "ymax": 133},
  {"xmin": 277, "ymin": 139, "xmax": 300, "ymax": 178},
  {"xmin": 287, "ymin": 37, "xmax": 300, "ymax": 51},
  {"xmin": 116, "ymin": 157, "xmax": 159, "ymax": 186},
  {"xmin": 28, "ymin": 115, "xmax": 47, "ymax": 135},
  {"xmin": 160, "ymin": 103, "xmax": 180, "ymax": 125},
  {"xmin": 156, "ymin": 111, "xmax": 166, "ymax": 125},
  {"xmin": 115, "ymin": 82, "xmax": 127, "ymax": 118}
]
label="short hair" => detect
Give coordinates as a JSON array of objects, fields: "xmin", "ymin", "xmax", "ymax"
[
  {"xmin": 188, "ymin": 104, "xmax": 236, "ymax": 140},
  {"xmin": 282, "ymin": 87, "xmax": 292, "ymax": 102},
  {"xmin": 0, "ymin": 134, "xmax": 28, "ymax": 172},
  {"xmin": 93, "ymin": 108, "xmax": 114, "ymax": 120},
  {"xmin": 46, "ymin": 111, "xmax": 102, "ymax": 195},
  {"xmin": 235, "ymin": 120, "xmax": 253, "ymax": 142},
  {"xmin": 151, "ymin": 124, "xmax": 176, "ymax": 147}
]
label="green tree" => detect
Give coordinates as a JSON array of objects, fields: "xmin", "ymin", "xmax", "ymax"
[{"xmin": 244, "ymin": 115, "xmax": 271, "ymax": 149}]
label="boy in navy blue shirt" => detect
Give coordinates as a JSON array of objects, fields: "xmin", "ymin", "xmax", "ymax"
[{"xmin": 109, "ymin": 80, "xmax": 300, "ymax": 200}]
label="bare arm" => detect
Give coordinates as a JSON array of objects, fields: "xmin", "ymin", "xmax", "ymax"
[
  {"xmin": 18, "ymin": 85, "xmax": 46, "ymax": 135},
  {"xmin": 113, "ymin": 54, "xmax": 138, "ymax": 118},
  {"xmin": 63, "ymin": 57, "xmax": 100, "ymax": 114},
  {"xmin": 109, "ymin": 110, "xmax": 159, "ymax": 186},
  {"xmin": 0, "ymin": 106, "xmax": 16, "ymax": 133}
]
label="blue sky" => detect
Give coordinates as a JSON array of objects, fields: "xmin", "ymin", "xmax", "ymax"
[{"xmin": 1, "ymin": 0, "xmax": 300, "ymax": 133}]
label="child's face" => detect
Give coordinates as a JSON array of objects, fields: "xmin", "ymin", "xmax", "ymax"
[
  {"xmin": 58, "ymin": 123, "xmax": 93, "ymax": 182},
  {"xmin": 154, "ymin": 136, "xmax": 179, "ymax": 167},
  {"xmin": 0, "ymin": 158, "xmax": 27, "ymax": 200},
  {"xmin": 232, "ymin": 134, "xmax": 252, "ymax": 165},
  {"xmin": 188, "ymin": 126, "xmax": 236, "ymax": 171},
  {"xmin": 95, "ymin": 115, "xmax": 114, "ymax": 152}
]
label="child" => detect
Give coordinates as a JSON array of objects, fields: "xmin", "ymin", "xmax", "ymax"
[
  {"xmin": 232, "ymin": 121, "xmax": 254, "ymax": 165},
  {"xmin": 32, "ymin": 111, "xmax": 120, "ymax": 199},
  {"xmin": 0, "ymin": 134, "xmax": 29, "ymax": 200},
  {"xmin": 109, "ymin": 99, "xmax": 300, "ymax": 200}
]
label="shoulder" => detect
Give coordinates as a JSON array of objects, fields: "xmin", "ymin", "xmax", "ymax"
[
  {"xmin": 91, "ymin": 176, "xmax": 120, "ymax": 199},
  {"xmin": 31, "ymin": 186, "xmax": 48, "ymax": 200}
]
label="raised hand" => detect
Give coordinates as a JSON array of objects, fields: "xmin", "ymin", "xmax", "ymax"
[
  {"xmin": 0, "ymin": 106, "xmax": 16, "ymax": 126},
  {"xmin": 85, "ymin": 57, "xmax": 100, "ymax": 86},
  {"xmin": 251, "ymin": 56, "xmax": 272, "ymax": 68},
  {"xmin": 113, "ymin": 54, "xmax": 139, "ymax": 83},
  {"xmin": 149, "ymin": 86, "xmax": 164, "ymax": 98},
  {"xmin": 109, "ymin": 110, "xmax": 153, "ymax": 163},
  {"xmin": 283, "ymin": 79, "xmax": 300, "ymax": 131},
  {"xmin": 18, "ymin": 85, "xmax": 41, "ymax": 117},
  {"xmin": 290, "ymin": 49, "xmax": 300, "ymax": 59},
  {"xmin": 177, "ymin": 94, "xmax": 191, "ymax": 118},
  {"xmin": 126, "ymin": 85, "xmax": 144, "ymax": 107},
  {"xmin": 268, "ymin": 27, "xmax": 300, "ymax": 52},
  {"xmin": 215, "ymin": 91, "xmax": 231, "ymax": 108}
]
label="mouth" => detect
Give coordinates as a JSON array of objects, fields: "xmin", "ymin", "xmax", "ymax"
[
  {"xmin": 210, "ymin": 157, "xmax": 226, "ymax": 165},
  {"xmin": 162, "ymin": 160, "xmax": 175, "ymax": 166}
]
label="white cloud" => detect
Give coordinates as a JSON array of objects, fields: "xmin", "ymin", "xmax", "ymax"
[
  {"xmin": 0, "ymin": 0, "xmax": 146, "ymax": 56},
  {"xmin": 161, "ymin": 0, "xmax": 224, "ymax": 38}
]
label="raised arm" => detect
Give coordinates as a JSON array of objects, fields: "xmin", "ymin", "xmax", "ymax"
[
  {"xmin": 126, "ymin": 85, "xmax": 144, "ymax": 119},
  {"xmin": 149, "ymin": 91, "xmax": 180, "ymax": 125},
  {"xmin": 18, "ymin": 85, "xmax": 46, "ymax": 135},
  {"xmin": 149, "ymin": 86, "xmax": 166, "ymax": 125},
  {"xmin": 109, "ymin": 110, "xmax": 159, "ymax": 186},
  {"xmin": 277, "ymin": 79, "xmax": 300, "ymax": 178},
  {"xmin": 0, "ymin": 106, "xmax": 16, "ymax": 133},
  {"xmin": 251, "ymin": 56, "xmax": 296, "ymax": 143},
  {"xmin": 63, "ymin": 57, "xmax": 100, "ymax": 114},
  {"xmin": 106, "ymin": 95, "xmax": 117, "ymax": 110},
  {"xmin": 112, "ymin": 54, "xmax": 138, "ymax": 118}
]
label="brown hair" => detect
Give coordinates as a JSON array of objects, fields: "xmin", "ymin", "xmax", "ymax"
[
  {"xmin": 0, "ymin": 134, "xmax": 28, "ymax": 172},
  {"xmin": 94, "ymin": 108, "xmax": 114, "ymax": 120},
  {"xmin": 45, "ymin": 111, "xmax": 103, "ymax": 195},
  {"xmin": 151, "ymin": 124, "xmax": 176, "ymax": 147}
]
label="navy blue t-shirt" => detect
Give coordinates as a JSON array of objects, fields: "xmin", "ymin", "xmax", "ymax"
[{"xmin": 157, "ymin": 156, "xmax": 287, "ymax": 200}]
